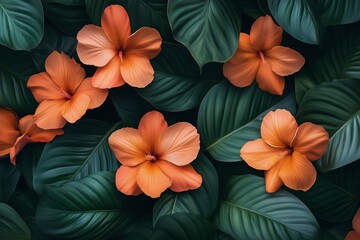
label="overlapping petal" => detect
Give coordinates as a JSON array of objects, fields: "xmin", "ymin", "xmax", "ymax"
[
  {"xmin": 60, "ymin": 94, "xmax": 91, "ymax": 123},
  {"xmin": 74, "ymin": 78, "xmax": 109, "ymax": 109},
  {"xmin": 120, "ymin": 53, "xmax": 154, "ymax": 88},
  {"xmin": 264, "ymin": 161, "xmax": 283, "ymax": 193},
  {"xmin": 0, "ymin": 108, "xmax": 19, "ymax": 156},
  {"xmin": 266, "ymin": 46, "xmax": 305, "ymax": 76},
  {"xmin": 250, "ymin": 15, "xmax": 283, "ymax": 51},
  {"xmin": 33, "ymin": 99, "xmax": 67, "ymax": 130},
  {"xmin": 115, "ymin": 165, "xmax": 143, "ymax": 196},
  {"xmin": 27, "ymin": 72, "xmax": 66, "ymax": 102},
  {"xmin": 126, "ymin": 27, "xmax": 162, "ymax": 59},
  {"xmin": 92, "ymin": 56, "xmax": 125, "ymax": 89},
  {"xmin": 256, "ymin": 60, "xmax": 285, "ymax": 95}
]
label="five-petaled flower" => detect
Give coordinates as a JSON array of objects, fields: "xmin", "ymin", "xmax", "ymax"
[
  {"xmin": 0, "ymin": 108, "xmax": 63, "ymax": 164},
  {"xmin": 240, "ymin": 109, "xmax": 329, "ymax": 193},
  {"xmin": 223, "ymin": 15, "xmax": 305, "ymax": 95},
  {"xmin": 27, "ymin": 51, "xmax": 108, "ymax": 130},
  {"xmin": 77, "ymin": 5, "xmax": 162, "ymax": 89},
  {"xmin": 109, "ymin": 111, "xmax": 202, "ymax": 198},
  {"xmin": 345, "ymin": 208, "xmax": 360, "ymax": 240}
]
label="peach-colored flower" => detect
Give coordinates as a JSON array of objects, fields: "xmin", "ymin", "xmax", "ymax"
[
  {"xmin": 345, "ymin": 208, "xmax": 360, "ymax": 240},
  {"xmin": 109, "ymin": 111, "xmax": 202, "ymax": 198},
  {"xmin": 0, "ymin": 108, "xmax": 63, "ymax": 164},
  {"xmin": 223, "ymin": 15, "xmax": 305, "ymax": 95},
  {"xmin": 240, "ymin": 109, "xmax": 329, "ymax": 193},
  {"xmin": 76, "ymin": 5, "xmax": 162, "ymax": 89},
  {"xmin": 27, "ymin": 51, "xmax": 108, "ymax": 130}
]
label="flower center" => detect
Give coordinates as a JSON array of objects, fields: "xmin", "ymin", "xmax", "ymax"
[
  {"xmin": 258, "ymin": 51, "xmax": 266, "ymax": 64},
  {"xmin": 118, "ymin": 51, "xmax": 124, "ymax": 63},
  {"xmin": 61, "ymin": 89, "xmax": 72, "ymax": 99},
  {"xmin": 145, "ymin": 154, "xmax": 157, "ymax": 161},
  {"xmin": 280, "ymin": 148, "xmax": 294, "ymax": 157}
]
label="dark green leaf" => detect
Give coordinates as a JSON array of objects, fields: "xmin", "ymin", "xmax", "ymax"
[
  {"xmin": 136, "ymin": 43, "xmax": 219, "ymax": 112},
  {"xmin": 9, "ymin": 191, "xmax": 38, "ymax": 230},
  {"xmin": 0, "ymin": 203, "xmax": 31, "ymax": 240},
  {"xmin": 296, "ymin": 79, "xmax": 360, "ymax": 171},
  {"xmin": 33, "ymin": 120, "xmax": 121, "ymax": 193},
  {"xmin": 232, "ymin": 0, "xmax": 264, "ymax": 19},
  {"xmin": 213, "ymin": 175, "xmax": 320, "ymax": 240},
  {"xmin": 198, "ymin": 81, "xmax": 296, "ymax": 162},
  {"xmin": 36, "ymin": 172, "xmax": 140, "ymax": 239},
  {"xmin": 123, "ymin": 216, "xmax": 153, "ymax": 240},
  {"xmin": 153, "ymin": 153, "xmax": 218, "ymax": 224},
  {"xmin": 168, "ymin": 0, "xmax": 240, "ymax": 68},
  {"xmin": 319, "ymin": 0, "xmax": 360, "ymax": 25},
  {"xmin": 0, "ymin": 161, "xmax": 20, "ymax": 202},
  {"xmin": 153, "ymin": 213, "xmax": 217, "ymax": 240},
  {"xmin": 0, "ymin": 0, "xmax": 44, "ymax": 50}
]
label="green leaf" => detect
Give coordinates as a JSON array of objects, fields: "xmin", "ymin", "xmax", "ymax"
[
  {"xmin": 0, "ymin": 46, "xmax": 38, "ymax": 114},
  {"xmin": 0, "ymin": 203, "xmax": 31, "ymax": 240},
  {"xmin": 36, "ymin": 172, "xmax": 140, "ymax": 239},
  {"xmin": 232, "ymin": 0, "xmax": 264, "ymax": 19},
  {"xmin": 0, "ymin": 161, "xmax": 20, "ymax": 202},
  {"xmin": 9, "ymin": 191, "xmax": 38, "ymax": 230},
  {"xmin": 319, "ymin": 0, "xmax": 360, "ymax": 25},
  {"xmin": 153, "ymin": 213, "xmax": 217, "ymax": 240},
  {"xmin": 295, "ymin": 22, "xmax": 360, "ymax": 103},
  {"xmin": 33, "ymin": 120, "xmax": 121, "ymax": 193},
  {"xmin": 0, "ymin": 0, "xmax": 44, "ymax": 50},
  {"xmin": 267, "ymin": 0, "xmax": 323, "ymax": 44},
  {"xmin": 167, "ymin": 0, "xmax": 240, "ymax": 68},
  {"xmin": 85, "ymin": 0, "xmax": 172, "ymax": 41},
  {"xmin": 198, "ymin": 81, "xmax": 296, "ymax": 162},
  {"xmin": 136, "ymin": 43, "xmax": 219, "ymax": 112},
  {"xmin": 296, "ymin": 79, "xmax": 360, "ymax": 171},
  {"xmin": 153, "ymin": 153, "xmax": 218, "ymax": 224},
  {"xmin": 213, "ymin": 175, "xmax": 320, "ymax": 240},
  {"xmin": 123, "ymin": 216, "xmax": 153, "ymax": 240}
]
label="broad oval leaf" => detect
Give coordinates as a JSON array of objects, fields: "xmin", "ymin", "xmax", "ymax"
[
  {"xmin": 153, "ymin": 153, "xmax": 218, "ymax": 224},
  {"xmin": 136, "ymin": 43, "xmax": 219, "ymax": 112},
  {"xmin": 295, "ymin": 22, "xmax": 360, "ymax": 103},
  {"xmin": 0, "ymin": 203, "xmax": 31, "ymax": 240},
  {"xmin": 319, "ymin": 0, "xmax": 360, "ymax": 25},
  {"xmin": 0, "ymin": 161, "xmax": 20, "ymax": 202},
  {"xmin": 33, "ymin": 120, "xmax": 121, "ymax": 193},
  {"xmin": 36, "ymin": 172, "xmax": 140, "ymax": 239},
  {"xmin": 198, "ymin": 81, "xmax": 296, "ymax": 162},
  {"xmin": 0, "ymin": 0, "xmax": 44, "ymax": 50},
  {"xmin": 296, "ymin": 79, "xmax": 360, "ymax": 171},
  {"xmin": 267, "ymin": 0, "xmax": 322, "ymax": 44},
  {"xmin": 153, "ymin": 213, "xmax": 217, "ymax": 240},
  {"xmin": 168, "ymin": 0, "xmax": 240, "ymax": 68},
  {"xmin": 213, "ymin": 175, "xmax": 321, "ymax": 240}
]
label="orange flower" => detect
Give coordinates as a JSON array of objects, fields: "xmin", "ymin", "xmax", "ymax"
[
  {"xmin": 0, "ymin": 108, "xmax": 63, "ymax": 164},
  {"xmin": 76, "ymin": 5, "xmax": 162, "ymax": 89},
  {"xmin": 345, "ymin": 208, "xmax": 360, "ymax": 240},
  {"xmin": 27, "ymin": 51, "xmax": 108, "ymax": 130},
  {"xmin": 223, "ymin": 15, "xmax": 305, "ymax": 95},
  {"xmin": 109, "ymin": 111, "xmax": 202, "ymax": 198},
  {"xmin": 240, "ymin": 109, "xmax": 329, "ymax": 193}
]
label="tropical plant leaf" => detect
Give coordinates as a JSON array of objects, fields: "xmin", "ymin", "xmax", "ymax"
[
  {"xmin": 319, "ymin": 0, "xmax": 360, "ymax": 25},
  {"xmin": 123, "ymin": 216, "xmax": 153, "ymax": 240},
  {"xmin": 296, "ymin": 79, "xmax": 360, "ymax": 171},
  {"xmin": 0, "ymin": 203, "xmax": 31, "ymax": 240},
  {"xmin": 213, "ymin": 175, "xmax": 321, "ymax": 240},
  {"xmin": 167, "ymin": 0, "xmax": 240, "ymax": 68},
  {"xmin": 36, "ymin": 172, "xmax": 141, "ymax": 239},
  {"xmin": 0, "ymin": 0, "xmax": 44, "ymax": 50},
  {"xmin": 198, "ymin": 81, "xmax": 296, "ymax": 162},
  {"xmin": 136, "ymin": 43, "xmax": 219, "ymax": 112},
  {"xmin": 153, "ymin": 213, "xmax": 217, "ymax": 240},
  {"xmin": 267, "ymin": 0, "xmax": 323, "ymax": 44},
  {"xmin": 232, "ymin": 0, "xmax": 264, "ymax": 19},
  {"xmin": 0, "ymin": 161, "xmax": 20, "ymax": 202},
  {"xmin": 295, "ymin": 22, "xmax": 360, "ymax": 103},
  {"xmin": 33, "ymin": 120, "xmax": 121, "ymax": 193},
  {"xmin": 153, "ymin": 153, "xmax": 218, "ymax": 224},
  {"xmin": 9, "ymin": 191, "xmax": 38, "ymax": 230}
]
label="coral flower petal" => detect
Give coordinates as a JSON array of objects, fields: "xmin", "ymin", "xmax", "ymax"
[
  {"xmin": 27, "ymin": 72, "xmax": 66, "ymax": 102},
  {"xmin": 33, "ymin": 99, "xmax": 67, "ymax": 130},
  {"xmin": 74, "ymin": 77, "xmax": 109, "ymax": 109},
  {"xmin": 250, "ymin": 15, "xmax": 283, "ymax": 51},
  {"xmin": 353, "ymin": 208, "xmax": 360, "ymax": 233},
  {"xmin": 138, "ymin": 111, "xmax": 168, "ymax": 151},
  {"xmin": 92, "ymin": 56, "xmax": 125, "ymax": 89},
  {"xmin": 45, "ymin": 51, "xmax": 85, "ymax": 95},
  {"xmin": 115, "ymin": 165, "xmax": 143, "ymax": 196},
  {"xmin": 10, "ymin": 135, "xmax": 29, "ymax": 164},
  {"xmin": 156, "ymin": 160, "xmax": 202, "ymax": 192},
  {"xmin": 345, "ymin": 231, "xmax": 360, "ymax": 240},
  {"xmin": 126, "ymin": 27, "xmax": 162, "ymax": 59},
  {"xmin": 61, "ymin": 94, "xmax": 91, "ymax": 124},
  {"xmin": 120, "ymin": 53, "xmax": 154, "ymax": 88},
  {"xmin": 256, "ymin": 60, "xmax": 285, "ymax": 95},
  {"xmin": 264, "ymin": 161, "xmax": 283, "ymax": 193},
  {"xmin": 108, "ymin": 128, "xmax": 149, "ymax": 167},
  {"xmin": 76, "ymin": 24, "xmax": 117, "ymax": 67},
  {"xmin": 101, "ymin": 5, "xmax": 130, "ymax": 49},
  {"xmin": 266, "ymin": 46, "xmax": 305, "ymax": 76},
  {"xmin": 0, "ymin": 108, "xmax": 19, "ymax": 156},
  {"xmin": 241, "ymin": 139, "xmax": 287, "ymax": 170},
  {"xmin": 261, "ymin": 109, "xmax": 298, "ymax": 148},
  {"xmin": 136, "ymin": 161, "xmax": 172, "ymax": 198},
  {"xmin": 157, "ymin": 122, "xmax": 200, "ymax": 166},
  {"xmin": 291, "ymin": 122, "xmax": 329, "ymax": 161},
  {"xmin": 279, "ymin": 151, "xmax": 316, "ymax": 191}
]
